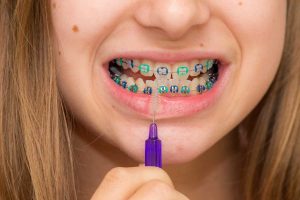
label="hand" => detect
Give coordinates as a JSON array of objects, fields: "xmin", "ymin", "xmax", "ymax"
[{"xmin": 91, "ymin": 165, "xmax": 190, "ymax": 200}]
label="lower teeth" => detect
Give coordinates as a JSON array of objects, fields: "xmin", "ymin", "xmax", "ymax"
[{"xmin": 108, "ymin": 60, "xmax": 219, "ymax": 96}]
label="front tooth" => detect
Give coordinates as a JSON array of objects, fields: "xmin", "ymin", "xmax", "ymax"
[
  {"xmin": 146, "ymin": 80, "xmax": 155, "ymax": 88},
  {"xmin": 127, "ymin": 77, "xmax": 138, "ymax": 93},
  {"xmin": 154, "ymin": 63, "xmax": 171, "ymax": 79},
  {"xmin": 189, "ymin": 60, "xmax": 202, "ymax": 77},
  {"xmin": 139, "ymin": 60, "xmax": 154, "ymax": 77},
  {"xmin": 155, "ymin": 79, "xmax": 169, "ymax": 94},
  {"xmin": 190, "ymin": 78, "xmax": 199, "ymax": 95},
  {"xmin": 168, "ymin": 79, "xmax": 179, "ymax": 94},
  {"xmin": 135, "ymin": 78, "xmax": 145, "ymax": 93},
  {"xmin": 172, "ymin": 63, "xmax": 189, "ymax": 80},
  {"xmin": 144, "ymin": 80, "xmax": 154, "ymax": 94},
  {"xmin": 180, "ymin": 80, "xmax": 191, "ymax": 94},
  {"xmin": 158, "ymin": 85, "xmax": 169, "ymax": 94}
]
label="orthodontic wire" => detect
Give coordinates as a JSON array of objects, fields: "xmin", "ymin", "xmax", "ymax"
[
  {"xmin": 114, "ymin": 76, "xmax": 216, "ymax": 95},
  {"xmin": 115, "ymin": 59, "xmax": 214, "ymax": 74},
  {"xmin": 111, "ymin": 60, "xmax": 218, "ymax": 94}
]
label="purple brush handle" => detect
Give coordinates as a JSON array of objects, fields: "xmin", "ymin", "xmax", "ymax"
[{"xmin": 145, "ymin": 123, "xmax": 162, "ymax": 168}]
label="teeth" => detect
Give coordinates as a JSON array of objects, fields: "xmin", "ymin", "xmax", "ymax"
[
  {"xmin": 158, "ymin": 85, "xmax": 169, "ymax": 94},
  {"xmin": 209, "ymin": 74, "xmax": 218, "ymax": 84},
  {"xmin": 205, "ymin": 59, "xmax": 214, "ymax": 71},
  {"xmin": 201, "ymin": 73, "xmax": 209, "ymax": 81},
  {"xmin": 180, "ymin": 80, "xmax": 191, "ymax": 94},
  {"xmin": 114, "ymin": 58, "xmax": 124, "ymax": 68},
  {"xmin": 154, "ymin": 63, "xmax": 171, "ymax": 79},
  {"xmin": 169, "ymin": 79, "xmax": 180, "ymax": 94},
  {"xmin": 190, "ymin": 78, "xmax": 200, "ymax": 95},
  {"xmin": 156, "ymin": 79, "xmax": 169, "ymax": 94},
  {"xmin": 122, "ymin": 59, "xmax": 132, "ymax": 68},
  {"xmin": 146, "ymin": 80, "xmax": 155, "ymax": 88},
  {"xmin": 123, "ymin": 59, "xmax": 139, "ymax": 73},
  {"xmin": 138, "ymin": 60, "xmax": 154, "ymax": 77},
  {"xmin": 127, "ymin": 77, "xmax": 138, "ymax": 93},
  {"xmin": 198, "ymin": 76, "xmax": 206, "ymax": 85},
  {"xmin": 206, "ymin": 80, "xmax": 213, "ymax": 90},
  {"xmin": 131, "ymin": 60, "xmax": 140, "ymax": 73},
  {"xmin": 120, "ymin": 74, "xmax": 128, "ymax": 88},
  {"xmin": 120, "ymin": 74, "xmax": 127, "ymax": 81},
  {"xmin": 198, "ymin": 77, "xmax": 206, "ymax": 93},
  {"xmin": 135, "ymin": 78, "xmax": 145, "ymax": 93},
  {"xmin": 199, "ymin": 59, "xmax": 214, "ymax": 73},
  {"xmin": 189, "ymin": 60, "xmax": 202, "ymax": 77},
  {"xmin": 197, "ymin": 85, "xmax": 206, "ymax": 93},
  {"xmin": 144, "ymin": 80, "xmax": 154, "ymax": 94},
  {"xmin": 117, "ymin": 58, "xmax": 127, "ymax": 69},
  {"xmin": 110, "ymin": 58, "xmax": 218, "ymax": 95},
  {"xmin": 172, "ymin": 63, "xmax": 189, "ymax": 80},
  {"xmin": 127, "ymin": 77, "xmax": 135, "ymax": 86}
]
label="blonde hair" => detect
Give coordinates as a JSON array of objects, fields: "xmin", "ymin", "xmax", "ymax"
[
  {"xmin": 0, "ymin": 1, "xmax": 76, "ymax": 199},
  {"xmin": 0, "ymin": 0, "xmax": 299, "ymax": 200},
  {"xmin": 242, "ymin": 0, "xmax": 300, "ymax": 199}
]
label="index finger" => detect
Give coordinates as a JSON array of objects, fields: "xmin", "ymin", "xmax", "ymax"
[{"xmin": 91, "ymin": 166, "xmax": 174, "ymax": 200}]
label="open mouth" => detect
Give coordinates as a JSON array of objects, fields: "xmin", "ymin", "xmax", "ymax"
[{"xmin": 108, "ymin": 58, "xmax": 219, "ymax": 96}]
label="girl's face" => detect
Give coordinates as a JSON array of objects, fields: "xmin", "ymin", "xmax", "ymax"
[{"xmin": 52, "ymin": 0, "xmax": 286, "ymax": 163}]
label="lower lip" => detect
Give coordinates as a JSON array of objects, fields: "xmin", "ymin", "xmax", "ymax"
[{"xmin": 100, "ymin": 63, "xmax": 230, "ymax": 119}]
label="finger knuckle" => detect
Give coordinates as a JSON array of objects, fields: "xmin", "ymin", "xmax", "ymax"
[
  {"xmin": 146, "ymin": 180, "xmax": 172, "ymax": 195},
  {"xmin": 104, "ymin": 167, "xmax": 128, "ymax": 184},
  {"xmin": 147, "ymin": 167, "xmax": 173, "ymax": 186}
]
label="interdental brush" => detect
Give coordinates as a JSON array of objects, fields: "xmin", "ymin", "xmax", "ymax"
[{"xmin": 145, "ymin": 78, "xmax": 162, "ymax": 168}]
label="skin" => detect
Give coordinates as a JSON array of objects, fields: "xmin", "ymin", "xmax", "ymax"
[{"xmin": 51, "ymin": 0, "xmax": 286, "ymax": 199}]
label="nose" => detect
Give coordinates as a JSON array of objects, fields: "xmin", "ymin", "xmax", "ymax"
[{"xmin": 134, "ymin": 0, "xmax": 210, "ymax": 40}]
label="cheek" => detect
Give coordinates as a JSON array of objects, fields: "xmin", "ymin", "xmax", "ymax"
[
  {"xmin": 51, "ymin": 0, "xmax": 131, "ymax": 62},
  {"xmin": 236, "ymin": 1, "xmax": 286, "ymax": 98},
  {"xmin": 210, "ymin": 0, "xmax": 286, "ymax": 126},
  {"xmin": 51, "ymin": 0, "xmax": 131, "ymax": 127},
  {"xmin": 221, "ymin": 0, "xmax": 287, "ymax": 65}
]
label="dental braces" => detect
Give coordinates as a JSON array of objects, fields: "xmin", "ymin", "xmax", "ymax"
[
  {"xmin": 111, "ymin": 74, "xmax": 217, "ymax": 95},
  {"xmin": 112, "ymin": 58, "xmax": 217, "ymax": 75}
]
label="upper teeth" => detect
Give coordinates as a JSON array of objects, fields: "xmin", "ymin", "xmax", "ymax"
[
  {"xmin": 114, "ymin": 58, "xmax": 215, "ymax": 78},
  {"xmin": 109, "ymin": 58, "xmax": 218, "ymax": 95}
]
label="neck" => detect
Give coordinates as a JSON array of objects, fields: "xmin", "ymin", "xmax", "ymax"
[{"xmin": 73, "ymin": 123, "xmax": 243, "ymax": 200}]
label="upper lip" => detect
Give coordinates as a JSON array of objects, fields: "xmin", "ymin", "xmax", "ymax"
[{"xmin": 101, "ymin": 50, "xmax": 231, "ymax": 66}]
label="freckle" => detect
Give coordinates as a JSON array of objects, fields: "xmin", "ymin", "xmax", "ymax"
[
  {"xmin": 72, "ymin": 25, "xmax": 79, "ymax": 33},
  {"xmin": 58, "ymin": 51, "xmax": 61, "ymax": 55},
  {"xmin": 200, "ymin": 43, "xmax": 204, "ymax": 47},
  {"xmin": 238, "ymin": 1, "xmax": 243, "ymax": 6},
  {"xmin": 52, "ymin": 3, "xmax": 56, "ymax": 9}
]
